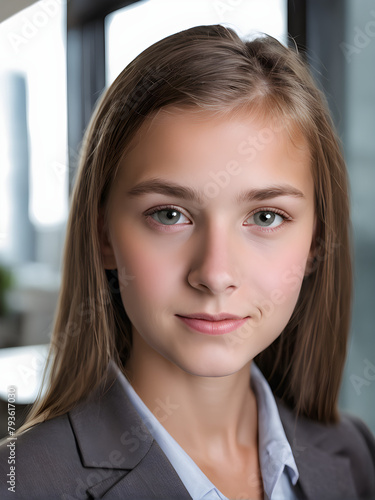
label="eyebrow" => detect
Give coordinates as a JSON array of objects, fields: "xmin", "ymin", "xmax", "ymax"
[
  {"xmin": 236, "ymin": 185, "xmax": 305, "ymax": 203},
  {"xmin": 127, "ymin": 178, "xmax": 305, "ymax": 204}
]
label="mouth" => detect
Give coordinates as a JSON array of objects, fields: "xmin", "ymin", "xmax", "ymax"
[{"xmin": 175, "ymin": 313, "xmax": 250, "ymax": 335}]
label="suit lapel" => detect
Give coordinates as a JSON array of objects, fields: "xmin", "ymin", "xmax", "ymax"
[
  {"xmin": 100, "ymin": 441, "xmax": 192, "ymax": 499},
  {"xmin": 276, "ymin": 399, "xmax": 357, "ymax": 500},
  {"xmin": 69, "ymin": 362, "xmax": 191, "ymax": 499},
  {"xmin": 69, "ymin": 362, "xmax": 357, "ymax": 500}
]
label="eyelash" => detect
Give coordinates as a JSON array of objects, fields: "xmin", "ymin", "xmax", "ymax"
[
  {"xmin": 144, "ymin": 205, "xmax": 191, "ymax": 231},
  {"xmin": 245, "ymin": 206, "xmax": 293, "ymax": 233},
  {"xmin": 143, "ymin": 204, "xmax": 292, "ymax": 232}
]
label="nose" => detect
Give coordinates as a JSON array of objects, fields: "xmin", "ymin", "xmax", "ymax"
[{"xmin": 187, "ymin": 223, "xmax": 241, "ymax": 295}]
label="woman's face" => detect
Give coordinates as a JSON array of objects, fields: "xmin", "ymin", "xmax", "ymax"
[{"xmin": 102, "ymin": 109, "xmax": 315, "ymax": 377}]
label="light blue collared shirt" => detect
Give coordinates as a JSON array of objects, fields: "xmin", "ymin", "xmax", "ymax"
[{"xmin": 116, "ymin": 363, "xmax": 299, "ymax": 500}]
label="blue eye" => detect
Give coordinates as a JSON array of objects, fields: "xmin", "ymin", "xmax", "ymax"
[{"xmin": 150, "ymin": 208, "xmax": 190, "ymax": 225}]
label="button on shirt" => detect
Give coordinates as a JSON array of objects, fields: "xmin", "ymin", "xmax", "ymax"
[{"xmin": 117, "ymin": 363, "xmax": 299, "ymax": 500}]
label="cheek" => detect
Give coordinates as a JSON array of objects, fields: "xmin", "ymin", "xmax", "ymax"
[
  {"xmin": 113, "ymin": 232, "xmax": 183, "ymax": 308},
  {"xmin": 252, "ymin": 243, "xmax": 310, "ymax": 311}
]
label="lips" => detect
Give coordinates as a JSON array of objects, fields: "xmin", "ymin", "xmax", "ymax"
[{"xmin": 176, "ymin": 313, "xmax": 249, "ymax": 335}]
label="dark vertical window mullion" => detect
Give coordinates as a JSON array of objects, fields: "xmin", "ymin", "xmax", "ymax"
[
  {"xmin": 66, "ymin": 0, "xmax": 139, "ymax": 191},
  {"xmin": 287, "ymin": 0, "xmax": 307, "ymax": 53}
]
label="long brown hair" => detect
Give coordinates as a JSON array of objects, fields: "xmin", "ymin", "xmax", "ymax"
[{"xmin": 23, "ymin": 24, "xmax": 351, "ymax": 430}]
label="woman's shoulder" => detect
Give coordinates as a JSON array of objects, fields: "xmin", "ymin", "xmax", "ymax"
[
  {"xmin": 334, "ymin": 412, "xmax": 375, "ymax": 456},
  {"xmin": 277, "ymin": 395, "xmax": 375, "ymax": 451},
  {"xmin": 313, "ymin": 412, "xmax": 375, "ymax": 497},
  {"xmin": 0, "ymin": 413, "xmax": 84, "ymax": 499},
  {"xmin": 277, "ymin": 398, "xmax": 375, "ymax": 499},
  {"xmin": 0, "ymin": 410, "xmax": 71, "ymax": 449},
  {"xmin": 293, "ymin": 406, "xmax": 375, "ymax": 459},
  {"xmin": 316, "ymin": 410, "xmax": 375, "ymax": 472},
  {"xmin": 0, "ymin": 371, "xmax": 188, "ymax": 500}
]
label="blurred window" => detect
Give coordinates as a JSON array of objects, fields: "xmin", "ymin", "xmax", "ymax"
[
  {"xmin": 0, "ymin": 0, "xmax": 68, "ymax": 263},
  {"xmin": 105, "ymin": 0, "xmax": 287, "ymax": 85}
]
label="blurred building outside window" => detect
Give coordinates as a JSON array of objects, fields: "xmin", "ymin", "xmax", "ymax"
[{"xmin": 0, "ymin": 0, "xmax": 68, "ymax": 350}]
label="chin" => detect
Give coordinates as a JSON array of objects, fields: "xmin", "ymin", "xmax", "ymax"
[{"xmin": 174, "ymin": 353, "xmax": 251, "ymax": 378}]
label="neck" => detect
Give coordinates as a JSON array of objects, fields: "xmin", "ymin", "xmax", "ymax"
[{"xmin": 124, "ymin": 335, "xmax": 258, "ymax": 460}]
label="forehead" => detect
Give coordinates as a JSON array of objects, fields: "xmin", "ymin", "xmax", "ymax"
[{"xmin": 113, "ymin": 107, "xmax": 313, "ymax": 200}]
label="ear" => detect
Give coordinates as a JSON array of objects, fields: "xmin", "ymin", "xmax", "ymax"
[{"xmin": 98, "ymin": 212, "xmax": 117, "ymax": 270}]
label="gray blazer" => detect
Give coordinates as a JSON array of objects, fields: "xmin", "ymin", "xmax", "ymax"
[{"xmin": 1, "ymin": 363, "xmax": 374, "ymax": 500}]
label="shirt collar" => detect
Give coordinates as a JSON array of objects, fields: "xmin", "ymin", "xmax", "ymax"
[
  {"xmin": 116, "ymin": 367, "xmax": 224, "ymax": 500},
  {"xmin": 251, "ymin": 362, "xmax": 299, "ymax": 498},
  {"xmin": 116, "ymin": 362, "xmax": 298, "ymax": 500}
]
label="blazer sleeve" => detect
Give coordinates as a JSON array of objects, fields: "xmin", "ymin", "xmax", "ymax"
[
  {"xmin": 344, "ymin": 413, "xmax": 375, "ymax": 498},
  {"xmin": 0, "ymin": 415, "xmax": 91, "ymax": 500},
  {"xmin": 349, "ymin": 413, "xmax": 375, "ymax": 462}
]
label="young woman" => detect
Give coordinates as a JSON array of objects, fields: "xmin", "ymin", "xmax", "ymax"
[{"xmin": 1, "ymin": 25, "xmax": 375, "ymax": 500}]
